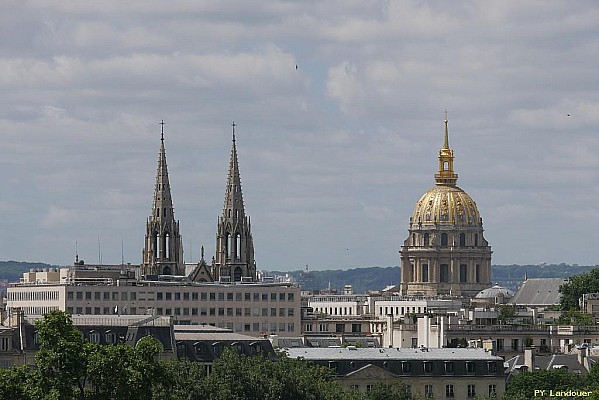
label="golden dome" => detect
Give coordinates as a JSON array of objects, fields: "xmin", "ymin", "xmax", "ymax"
[
  {"xmin": 410, "ymin": 113, "xmax": 481, "ymax": 227},
  {"xmin": 411, "ymin": 184, "xmax": 481, "ymax": 226}
]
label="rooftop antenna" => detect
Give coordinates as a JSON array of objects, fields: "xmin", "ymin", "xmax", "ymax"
[
  {"xmin": 121, "ymin": 238, "xmax": 124, "ymax": 265},
  {"xmin": 75, "ymin": 241, "xmax": 79, "ymax": 264},
  {"xmin": 98, "ymin": 234, "xmax": 102, "ymax": 265}
]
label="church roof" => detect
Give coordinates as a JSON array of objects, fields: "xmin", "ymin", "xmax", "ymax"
[
  {"xmin": 286, "ymin": 347, "xmax": 501, "ymax": 361},
  {"xmin": 509, "ymin": 278, "xmax": 566, "ymax": 306}
]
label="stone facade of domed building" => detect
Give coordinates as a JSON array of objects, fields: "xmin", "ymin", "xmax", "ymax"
[{"xmin": 400, "ymin": 116, "xmax": 492, "ymax": 298}]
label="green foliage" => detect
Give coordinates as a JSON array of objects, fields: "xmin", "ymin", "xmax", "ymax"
[
  {"xmin": 34, "ymin": 310, "xmax": 88, "ymax": 399},
  {"xmin": 205, "ymin": 348, "xmax": 351, "ymax": 400},
  {"xmin": 0, "ymin": 365, "xmax": 35, "ymax": 400},
  {"xmin": 151, "ymin": 358, "xmax": 207, "ymax": 400},
  {"xmin": 503, "ymin": 369, "xmax": 589, "ymax": 400},
  {"xmin": 0, "ymin": 311, "xmax": 375, "ymax": 400},
  {"xmin": 341, "ymin": 341, "xmax": 363, "ymax": 348},
  {"xmin": 85, "ymin": 337, "xmax": 163, "ymax": 400},
  {"xmin": 558, "ymin": 310, "xmax": 594, "ymax": 325},
  {"xmin": 560, "ymin": 268, "xmax": 599, "ymax": 311},
  {"xmin": 362, "ymin": 382, "xmax": 419, "ymax": 400},
  {"xmin": 0, "ymin": 261, "xmax": 57, "ymax": 284},
  {"xmin": 497, "ymin": 305, "xmax": 516, "ymax": 324}
]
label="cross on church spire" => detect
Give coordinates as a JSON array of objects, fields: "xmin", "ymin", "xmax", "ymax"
[
  {"xmin": 160, "ymin": 119, "xmax": 165, "ymax": 141},
  {"xmin": 232, "ymin": 121, "xmax": 236, "ymax": 143}
]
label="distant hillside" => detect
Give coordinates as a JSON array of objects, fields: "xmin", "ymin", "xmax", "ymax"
[
  {"xmin": 0, "ymin": 261, "xmax": 57, "ymax": 283},
  {"xmin": 269, "ymin": 266, "xmax": 401, "ymax": 294},
  {"xmin": 269, "ymin": 263, "xmax": 598, "ymax": 294},
  {"xmin": 490, "ymin": 263, "xmax": 597, "ymax": 291},
  {"xmin": 2, "ymin": 260, "xmax": 596, "ymax": 294}
]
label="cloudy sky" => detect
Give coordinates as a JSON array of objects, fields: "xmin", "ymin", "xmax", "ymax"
[{"xmin": 1, "ymin": 1, "xmax": 598, "ymax": 271}]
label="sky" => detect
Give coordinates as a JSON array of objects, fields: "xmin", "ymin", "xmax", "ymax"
[{"xmin": 1, "ymin": 1, "xmax": 598, "ymax": 271}]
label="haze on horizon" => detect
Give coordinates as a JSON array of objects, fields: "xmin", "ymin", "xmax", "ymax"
[{"xmin": 1, "ymin": 1, "xmax": 598, "ymax": 271}]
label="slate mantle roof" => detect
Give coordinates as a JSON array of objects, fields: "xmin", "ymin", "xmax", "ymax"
[{"xmin": 509, "ymin": 278, "xmax": 567, "ymax": 306}]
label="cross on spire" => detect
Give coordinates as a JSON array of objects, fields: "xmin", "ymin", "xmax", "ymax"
[
  {"xmin": 232, "ymin": 121, "xmax": 236, "ymax": 143},
  {"xmin": 160, "ymin": 119, "xmax": 165, "ymax": 141}
]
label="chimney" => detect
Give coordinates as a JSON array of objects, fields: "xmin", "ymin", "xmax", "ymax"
[
  {"xmin": 578, "ymin": 345, "xmax": 589, "ymax": 371},
  {"xmin": 524, "ymin": 347, "xmax": 536, "ymax": 371},
  {"xmin": 9, "ymin": 308, "xmax": 24, "ymax": 328}
]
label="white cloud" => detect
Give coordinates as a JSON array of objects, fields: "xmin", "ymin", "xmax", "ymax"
[{"xmin": 1, "ymin": 1, "xmax": 599, "ymax": 268}]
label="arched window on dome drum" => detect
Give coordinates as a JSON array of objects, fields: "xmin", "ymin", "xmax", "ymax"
[
  {"xmin": 476, "ymin": 265, "xmax": 481, "ymax": 283},
  {"xmin": 474, "ymin": 234, "xmax": 479, "ymax": 247},
  {"xmin": 410, "ymin": 265, "xmax": 414, "ymax": 282},
  {"xmin": 440, "ymin": 264, "xmax": 449, "ymax": 282},
  {"xmin": 424, "ymin": 233, "xmax": 430, "ymax": 247},
  {"xmin": 422, "ymin": 264, "xmax": 429, "ymax": 282},
  {"xmin": 441, "ymin": 233, "xmax": 448, "ymax": 247},
  {"xmin": 460, "ymin": 264, "xmax": 467, "ymax": 283},
  {"xmin": 459, "ymin": 233, "xmax": 466, "ymax": 247},
  {"xmin": 412, "ymin": 233, "xmax": 416, "ymax": 246}
]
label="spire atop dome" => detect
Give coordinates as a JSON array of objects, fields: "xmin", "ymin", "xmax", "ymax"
[
  {"xmin": 443, "ymin": 110, "xmax": 449, "ymax": 150},
  {"xmin": 435, "ymin": 112, "xmax": 458, "ymax": 186}
]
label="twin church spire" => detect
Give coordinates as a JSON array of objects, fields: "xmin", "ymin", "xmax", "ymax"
[
  {"xmin": 141, "ymin": 120, "xmax": 184, "ymax": 277},
  {"xmin": 214, "ymin": 122, "xmax": 256, "ymax": 282},
  {"xmin": 141, "ymin": 121, "xmax": 256, "ymax": 282}
]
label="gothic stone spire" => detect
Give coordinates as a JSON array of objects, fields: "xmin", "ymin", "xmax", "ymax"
[
  {"xmin": 214, "ymin": 122, "xmax": 256, "ymax": 282},
  {"xmin": 141, "ymin": 121, "xmax": 184, "ymax": 277}
]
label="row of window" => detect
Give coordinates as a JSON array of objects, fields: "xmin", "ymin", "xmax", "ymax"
[
  {"xmin": 67, "ymin": 290, "xmax": 295, "ymax": 302},
  {"xmin": 203, "ymin": 321, "xmax": 295, "ymax": 333},
  {"xmin": 304, "ymin": 323, "xmax": 362, "ymax": 333},
  {"xmin": 349, "ymin": 383, "xmax": 497, "ymax": 398},
  {"xmin": 312, "ymin": 306, "xmax": 356, "ymax": 316},
  {"xmin": 10, "ymin": 306, "xmax": 59, "ymax": 315},
  {"xmin": 395, "ymin": 360, "xmax": 497, "ymax": 374},
  {"xmin": 409, "ymin": 264, "xmax": 482, "ymax": 283},
  {"xmin": 66, "ymin": 306, "xmax": 295, "ymax": 318},
  {"xmin": 378, "ymin": 306, "xmax": 426, "ymax": 316},
  {"xmin": 411, "ymin": 232, "xmax": 481, "ymax": 248},
  {"xmin": 339, "ymin": 360, "xmax": 497, "ymax": 375},
  {"xmin": 8, "ymin": 291, "xmax": 60, "ymax": 301}
]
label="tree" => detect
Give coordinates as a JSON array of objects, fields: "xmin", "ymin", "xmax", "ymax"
[
  {"xmin": 503, "ymin": 369, "xmax": 587, "ymax": 400},
  {"xmin": 205, "ymin": 348, "xmax": 356, "ymax": 400},
  {"xmin": 0, "ymin": 365, "xmax": 35, "ymax": 400},
  {"xmin": 497, "ymin": 304, "xmax": 516, "ymax": 324},
  {"xmin": 558, "ymin": 310, "xmax": 594, "ymax": 326},
  {"xmin": 33, "ymin": 310, "xmax": 88, "ymax": 399},
  {"xmin": 364, "ymin": 382, "xmax": 419, "ymax": 400},
  {"xmin": 559, "ymin": 268, "xmax": 599, "ymax": 311},
  {"xmin": 24, "ymin": 310, "xmax": 172, "ymax": 400},
  {"xmin": 151, "ymin": 358, "xmax": 207, "ymax": 400}
]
